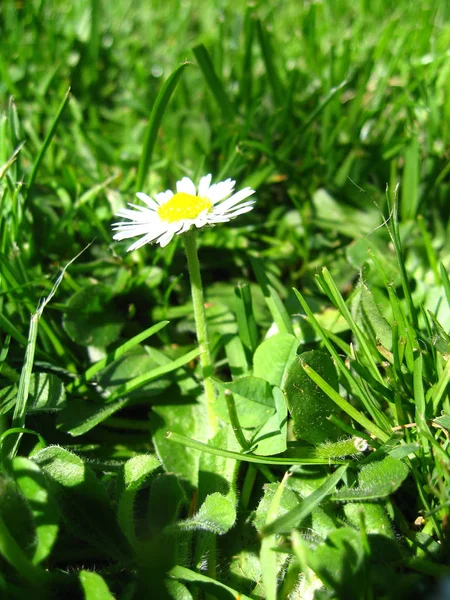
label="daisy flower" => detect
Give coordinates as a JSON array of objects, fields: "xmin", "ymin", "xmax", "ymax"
[{"xmin": 112, "ymin": 174, "xmax": 255, "ymax": 251}]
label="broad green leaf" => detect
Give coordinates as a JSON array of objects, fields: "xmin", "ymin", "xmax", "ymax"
[
  {"xmin": 253, "ymin": 333, "xmax": 299, "ymax": 387},
  {"xmin": 433, "ymin": 414, "xmax": 450, "ymax": 431},
  {"xmin": 165, "ymin": 580, "xmax": 194, "ymax": 600},
  {"xmin": 197, "ymin": 426, "xmax": 239, "ymax": 507},
  {"xmin": 58, "ymin": 346, "xmax": 196, "ymax": 436},
  {"xmin": 308, "ymin": 528, "xmax": 365, "ymax": 597},
  {"xmin": 97, "ymin": 346, "xmax": 174, "ymax": 400},
  {"xmin": 150, "ymin": 400, "xmax": 208, "ymax": 490},
  {"xmin": 214, "ymin": 376, "xmax": 275, "ymax": 429},
  {"xmin": 178, "ymin": 492, "xmax": 236, "ymax": 535},
  {"xmin": 356, "ymin": 283, "xmax": 392, "ymax": 350},
  {"xmin": 11, "ymin": 457, "xmax": 59, "ymax": 564},
  {"xmin": 148, "ymin": 474, "xmax": 186, "ymax": 536},
  {"xmin": 333, "ymin": 456, "xmax": 409, "ymax": 501},
  {"xmin": 70, "ymin": 321, "xmax": 169, "ymax": 389},
  {"xmin": 262, "ymin": 465, "xmax": 348, "ymax": 535},
  {"xmin": 0, "ymin": 473, "xmax": 36, "ymax": 560},
  {"xmin": 26, "ymin": 372, "xmax": 66, "ymax": 412},
  {"xmin": 344, "ymin": 502, "xmax": 394, "ymax": 537},
  {"xmin": 283, "ymin": 350, "xmax": 341, "ymax": 444},
  {"xmin": 57, "ymin": 397, "xmax": 129, "ymax": 436},
  {"xmin": 116, "ymin": 454, "xmax": 161, "ymax": 544},
  {"xmin": 79, "ymin": 571, "xmax": 115, "ymax": 600},
  {"xmin": 62, "ymin": 284, "xmax": 124, "ymax": 347},
  {"xmin": 251, "ymin": 386, "xmax": 287, "ymax": 456},
  {"xmin": 312, "ymin": 188, "xmax": 379, "ymax": 237},
  {"xmin": 253, "ymin": 481, "xmax": 300, "ymax": 533},
  {"xmin": 32, "ymin": 446, "xmax": 130, "ymax": 560},
  {"xmin": 170, "ymin": 565, "xmax": 252, "ymax": 600}
]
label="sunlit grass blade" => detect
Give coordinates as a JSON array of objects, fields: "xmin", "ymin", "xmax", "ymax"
[
  {"xmin": 166, "ymin": 431, "xmax": 347, "ymax": 465},
  {"xmin": 401, "ymin": 137, "xmax": 420, "ymax": 221},
  {"xmin": 192, "ymin": 44, "xmax": 235, "ymax": 121},
  {"xmin": 26, "ymin": 87, "xmax": 71, "ymax": 199},
  {"xmin": 292, "ymin": 287, "xmax": 388, "ymax": 428},
  {"xmin": 431, "ymin": 354, "xmax": 450, "ymax": 413},
  {"xmin": 300, "ymin": 77, "xmax": 349, "ymax": 134},
  {"xmin": 107, "ymin": 346, "xmax": 202, "ymax": 402},
  {"xmin": 261, "ymin": 473, "xmax": 289, "ymax": 600},
  {"xmin": 136, "ymin": 62, "xmax": 190, "ymax": 191},
  {"xmin": 319, "ymin": 267, "xmax": 384, "ymax": 383},
  {"xmin": 300, "ymin": 360, "xmax": 389, "ymax": 442},
  {"xmin": 68, "ymin": 320, "xmax": 170, "ymax": 392},
  {"xmin": 262, "ymin": 465, "xmax": 348, "ymax": 536},
  {"xmin": 252, "ymin": 257, "xmax": 294, "ymax": 335},
  {"xmin": 169, "ymin": 566, "xmax": 252, "ymax": 600},
  {"xmin": 235, "ymin": 282, "xmax": 258, "ymax": 358},
  {"xmin": 439, "ymin": 262, "xmax": 450, "ymax": 309},
  {"xmin": 241, "ymin": 7, "xmax": 255, "ymax": 110},
  {"xmin": 255, "ymin": 19, "xmax": 284, "ymax": 106}
]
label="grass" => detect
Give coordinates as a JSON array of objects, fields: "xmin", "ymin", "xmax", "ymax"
[{"xmin": 1, "ymin": 0, "xmax": 450, "ymax": 598}]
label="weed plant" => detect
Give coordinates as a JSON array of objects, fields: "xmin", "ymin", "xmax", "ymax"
[{"xmin": 0, "ymin": 1, "xmax": 450, "ymax": 598}]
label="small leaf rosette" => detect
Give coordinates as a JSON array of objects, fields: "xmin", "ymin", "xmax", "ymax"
[{"xmin": 112, "ymin": 174, "xmax": 255, "ymax": 250}]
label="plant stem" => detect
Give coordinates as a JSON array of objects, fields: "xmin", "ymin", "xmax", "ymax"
[{"xmin": 183, "ymin": 230, "xmax": 218, "ymax": 435}]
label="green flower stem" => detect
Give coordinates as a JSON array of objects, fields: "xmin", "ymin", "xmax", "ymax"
[{"xmin": 183, "ymin": 230, "xmax": 218, "ymax": 435}]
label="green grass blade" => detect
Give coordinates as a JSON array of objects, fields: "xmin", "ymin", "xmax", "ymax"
[
  {"xmin": 107, "ymin": 346, "xmax": 202, "ymax": 402},
  {"xmin": 192, "ymin": 44, "xmax": 235, "ymax": 120},
  {"xmin": 166, "ymin": 431, "xmax": 346, "ymax": 466},
  {"xmin": 320, "ymin": 267, "xmax": 383, "ymax": 383},
  {"xmin": 255, "ymin": 19, "xmax": 284, "ymax": 105},
  {"xmin": 136, "ymin": 62, "xmax": 190, "ymax": 191},
  {"xmin": 262, "ymin": 465, "xmax": 348, "ymax": 535},
  {"xmin": 292, "ymin": 287, "xmax": 386, "ymax": 426},
  {"xmin": 439, "ymin": 262, "xmax": 450, "ymax": 309},
  {"xmin": 170, "ymin": 566, "xmax": 253, "ymax": 600},
  {"xmin": 27, "ymin": 87, "xmax": 71, "ymax": 199},
  {"xmin": 431, "ymin": 355, "xmax": 450, "ymax": 414},
  {"xmin": 251, "ymin": 257, "xmax": 294, "ymax": 335},
  {"xmin": 300, "ymin": 360, "xmax": 389, "ymax": 442},
  {"xmin": 234, "ymin": 282, "xmax": 259, "ymax": 357},
  {"xmin": 401, "ymin": 137, "xmax": 420, "ymax": 221},
  {"xmin": 261, "ymin": 473, "xmax": 289, "ymax": 599},
  {"xmin": 68, "ymin": 320, "xmax": 170, "ymax": 392}
]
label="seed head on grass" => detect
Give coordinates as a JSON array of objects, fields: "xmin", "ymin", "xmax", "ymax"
[{"xmin": 112, "ymin": 174, "xmax": 255, "ymax": 250}]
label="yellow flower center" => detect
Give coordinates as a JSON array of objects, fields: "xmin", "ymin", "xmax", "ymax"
[{"xmin": 157, "ymin": 192, "xmax": 212, "ymax": 223}]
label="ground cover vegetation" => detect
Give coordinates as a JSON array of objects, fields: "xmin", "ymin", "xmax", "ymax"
[{"xmin": 1, "ymin": 0, "xmax": 450, "ymax": 598}]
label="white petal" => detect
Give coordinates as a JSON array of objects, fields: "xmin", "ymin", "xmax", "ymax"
[
  {"xmin": 113, "ymin": 223, "xmax": 162, "ymax": 240},
  {"xmin": 158, "ymin": 230, "xmax": 176, "ymax": 247},
  {"xmin": 176, "ymin": 177, "xmax": 196, "ymax": 196},
  {"xmin": 179, "ymin": 220, "xmax": 193, "ymax": 233},
  {"xmin": 206, "ymin": 215, "xmax": 231, "ymax": 224},
  {"xmin": 222, "ymin": 205, "xmax": 254, "ymax": 218},
  {"xmin": 154, "ymin": 190, "xmax": 173, "ymax": 205},
  {"xmin": 136, "ymin": 192, "xmax": 159, "ymax": 210},
  {"xmin": 206, "ymin": 179, "xmax": 236, "ymax": 203},
  {"xmin": 218, "ymin": 199, "xmax": 255, "ymax": 216},
  {"xmin": 198, "ymin": 174, "xmax": 212, "ymax": 196},
  {"xmin": 215, "ymin": 187, "xmax": 255, "ymax": 212},
  {"xmin": 127, "ymin": 203, "xmax": 154, "ymax": 213}
]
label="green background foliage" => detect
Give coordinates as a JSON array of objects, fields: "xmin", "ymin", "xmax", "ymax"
[{"xmin": 1, "ymin": 0, "xmax": 450, "ymax": 598}]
